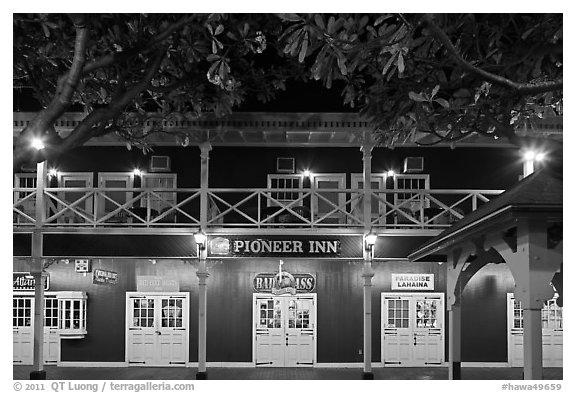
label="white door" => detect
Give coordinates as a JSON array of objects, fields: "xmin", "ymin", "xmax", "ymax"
[
  {"xmin": 312, "ymin": 174, "xmax": 346, "ymax": 225},
  {"xmin": 13, "ymin": 297, "xmax": 60, "ymax": 365},
  {"xmin": 141, "ymin": 173, "xmax": 177, "ymax": 216},
  {"xmin": 97, "ymin": 173, "xmax": 134, "ymax": 222},
  {"xmin": 126, "ymin": 293, "xmax": 189, "ymax": 366},
  {"xmin": 507, "ymin": 293, "xmax": 563, "ymax": 367},
  {"xmin": 350, "ymin": 174, "xmax": 386, "ymax": 225},
  {"xmin": 57, "ymin": 172, "xmax": 93, "ymax": 223},
  {"xmin": 382, "ymin": 292, "xmax": 444, "ymax": 366},
  {"xmin": 254, "ymin": 294, "xmax": 316, "ymax": 367}
]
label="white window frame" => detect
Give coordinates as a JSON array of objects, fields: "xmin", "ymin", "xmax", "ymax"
[
  {"xmin": 393, "ymin": 174, "xmax": 430, "ymax": 224},
  {"xmin": 13, "ymin": 291, "xmax": 88, "ymax": 338},
  {"xmin": 14, "ymin": 173, "xmax": 39, "ymax": 223},
  {"xmin": 266, "ymin": 174, "xmax": 304, "ymax": 207}
]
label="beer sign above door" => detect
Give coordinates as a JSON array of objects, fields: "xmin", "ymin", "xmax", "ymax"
[{"xmin": 254, "ymin": 272, "xmax": 316, "ymax": 294}]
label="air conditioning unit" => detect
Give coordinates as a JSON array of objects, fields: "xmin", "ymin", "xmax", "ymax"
[
  {"xmin": 19, "ymin": 162, "xmax": 38, "ymax": 172},
  {"xmin": 150, "ymin": 156, "xmax": 171, "ymax": 172},
  {"xmin": 276, "ymin": 157, "xmax": 295, "ymax": 174},
  {"xmin": 403, "ymin": 157, "xmax": 424, "ymax": 173}
]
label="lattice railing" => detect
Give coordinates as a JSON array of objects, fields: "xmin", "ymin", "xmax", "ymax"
[{"xmin": 13, "ymin": 186, "xmax": 502, "ymax": 229}]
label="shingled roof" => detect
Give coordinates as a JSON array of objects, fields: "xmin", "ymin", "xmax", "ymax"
[{"xmin": 408, "ymin": 167, "xmax": 563, "ymax": 261}]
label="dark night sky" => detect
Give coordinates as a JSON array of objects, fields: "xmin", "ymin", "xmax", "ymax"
[{"xmin": 13, "ymin": 79, "xmax": 352, "ymax": 113}]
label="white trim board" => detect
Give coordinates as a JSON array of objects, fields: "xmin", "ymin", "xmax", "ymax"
[
  {"xmin": 58, "ymin": 362, "xmax": 128, "ymax": 368},
  {"xmin": 461, "ymin": 362, "xmax": 509, "ymax": 368}
]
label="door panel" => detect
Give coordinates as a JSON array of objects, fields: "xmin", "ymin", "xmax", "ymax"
[
  {"xmin": 507, "ymin": 294, "xmax": 563, "ymax": 367},
  {"xmin": 98, "ymin": 173, "xmax": 134, "ymax": 221},
  {"xmin": 126, "ymin": 293, "xmax": 189, "ymax": 366},
  {"xmin": 57, "ymin": 173, "xmax": 93, "ymax": 223},
  {"xmin": 254, "ymin": 294, "xmax": 316, "ymax": 367},
  {"xmin": 313, "ymin": 174, "xmax": 345, "ymax": 224},
  {"xmin": 13, "ymin": 297, "xmax": 61, "ymax": 365},
  {"xmin": 382, "ymin": 293, "xmax": 444, "ymax": 367}
]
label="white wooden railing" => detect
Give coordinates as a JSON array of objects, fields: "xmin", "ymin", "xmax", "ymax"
[{"xmin": 13, "ymin": 187, "xmax": 502, "ymax": 230}]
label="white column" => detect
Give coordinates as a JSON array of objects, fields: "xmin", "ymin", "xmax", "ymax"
[
  {"xmin": 199, "ymin": 142, "xmax": 212, "ymax": 227},
  {"xmin": 361, "ymin": 140, "xmax": 375, "ymax": 379},
  {"xmin": 31, "ymin": 161, "xmax": 46, "ymax": 379},
  {"xmin": 196, "ymin": 142, "xmax": 211, "ymax": 379},
  {"xmin": 489, "ymin": 217, "xmax": 559, "ymax": 380},
  {"xmin": 445, "ymin": 246, "xmax": 470, "ymax": 380},
  {"xmin": 448, "ymin": 305, "xmax": 462, "ymax": 380},
  {"xmin": 523, "ymin": 308, "xmax": 543, "ymax": 380},
  {"xmin": 196, "ymin": 254, "xmax": 209, "ymax": 379},
  {"xmin": 362, "ymin": 263, "xmax": 375, "ymax": 378}
]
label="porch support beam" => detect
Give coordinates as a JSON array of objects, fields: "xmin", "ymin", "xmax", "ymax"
[
  {"xmin": 488, "ymin": 217, "xmax": 561, "ymax": 380},
  {"xmin": 446, "ymin": 245, "xmax": 472, "ymax": 380},
  {"xmin": 361, "ymin": 139, "xmax": 375, "ymax": 380},
  {"xmin": 31, "ymin": 161, "xmax": 47, "ymax": 380},
  {"xmin": 196, "ymin": 142, "xmax": 211, "ymax": 380}
]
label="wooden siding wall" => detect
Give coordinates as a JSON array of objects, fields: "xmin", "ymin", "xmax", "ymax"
[{"xmin": 12, "ymin": 258, "xmax": 515, "ymax": 364}]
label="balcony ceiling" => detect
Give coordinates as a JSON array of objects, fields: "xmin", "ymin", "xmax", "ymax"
[{"xmin": 13, "ymin": 112, "xmax": 563, "ymax": 148}]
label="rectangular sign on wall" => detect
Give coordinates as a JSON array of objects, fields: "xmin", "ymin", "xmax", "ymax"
[
  {"xmin": 136, "ymin": 276, "xmax": 180, "ymax": 292},
  {"xmin": 391, "ymin": 274, "xmax": 434, "ymax": 290},
  {"xmin": 13, "ymin": 272, "xmax": 50, "ymax": 291}
]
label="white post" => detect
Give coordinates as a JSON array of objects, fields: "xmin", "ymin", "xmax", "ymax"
[
  {"xmin": 361, "ymin": 140, "xmax": 375, "ymax": 379},
  {"xmin": 196, "ymin": 142, "xmax": 211, "ymax": 379},
  {"xmin": 523, "ymin": 308, "xmax": 543, "ymax": 380},
  {"xmin": 31, "ymin": 161, "xmax": 46, "ymax": 379},
  {"xmin": 448, "ymin": 305, "xmax": 462, "ymax": 380},
  {"xmin": 196, "ymin": 248, "xmax": 209, "ymax": 379}
]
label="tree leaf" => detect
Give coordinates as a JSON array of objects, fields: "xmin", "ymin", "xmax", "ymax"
[
  {"xmin": 431, "ymin": 85, "xmax": 440, "ymax": 98},
  {"xmin": 397, "ymin": 52, "xmax": 405, "ymax": 74},
  {"xmin": 408, "ymin": 91, "xmax": 426, "ymax": 102},
  {"xmin": 277, "ymin": 14, "xmax": 301, "ymax": 22},
  {"xmin": 434, "ymin": 98, "xmax": 450, "ymax": 108},
  {"xmin": 298, "ymin": 33, "xmax": 308, "ymax": 63}
]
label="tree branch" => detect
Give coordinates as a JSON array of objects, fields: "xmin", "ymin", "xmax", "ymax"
[{"xmin": 421, "ymin": 14, "xmax": 563, "ymax": 96}]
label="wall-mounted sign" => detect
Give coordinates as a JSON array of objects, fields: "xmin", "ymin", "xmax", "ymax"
[
  {"xmin": 209, "ymin": 236, "xmax": 341, "ymax": 257},
  {"xmin": 75, "ymin": 259, "xmax": 92, "ymax": 273},
  {"xmin": 391, "ymin": 274, "xmax": 434, "ymax": 290},
  {"xmin": 136, "ymin": 276, "xmax": 180, "ymax": 292},
  {"xmin": 253, "ymin": 260, "xmax": 315, "ymax": 294},
  {"xmin": 254, "ymin": 272, "xmax": 316, "ymax": 294},
  {"xmin": 93, "ymin": 269, "xmax": 118, "ymax": 285},
  {"xmin": 13, "ymin": 272, "xmax": 50, "ymax": 291}
]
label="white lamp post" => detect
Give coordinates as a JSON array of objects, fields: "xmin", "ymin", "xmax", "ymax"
[{"xmin": 194, "ymin": 229, "xmax": 209, "ymax": 379}]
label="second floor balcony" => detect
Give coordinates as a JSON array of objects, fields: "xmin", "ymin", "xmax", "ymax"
[{"xmin": 14, "ymin": 185, "xmax": 502, "ymax": 233}]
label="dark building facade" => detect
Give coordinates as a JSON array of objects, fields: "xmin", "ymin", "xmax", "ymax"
[{"xmin": 13, "ymin": 112, "xmax": 563, "ymax": 370}]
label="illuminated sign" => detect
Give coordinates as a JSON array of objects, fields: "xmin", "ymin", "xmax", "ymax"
[
  {"xmin": 391, "ymin": 274, "xmax": 434, "ymax": 290},
  {"xmin": 209, "ymin": 236, "xmax": 341, "ymax": 257},
  {"xmin": 13, "ymin": 272, "xmax": 50, "ymax": 291}
]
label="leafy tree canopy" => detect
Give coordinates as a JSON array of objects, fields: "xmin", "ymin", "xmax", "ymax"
[{"xmin": 13, "ymin": 13, "xmax": 562, "ymax": 169}]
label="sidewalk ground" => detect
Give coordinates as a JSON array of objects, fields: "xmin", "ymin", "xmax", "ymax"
[{"xmin": 13, "ymin": 366, "xmax": 563, "ymax": 380}]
